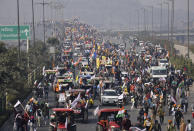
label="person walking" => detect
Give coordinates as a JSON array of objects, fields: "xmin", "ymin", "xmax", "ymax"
[
  {"xmin": 36, "ymin": 108, "xmax": 42, "ymax": 127},
  {"xmin": 185, "ymin": 119, "xmax": 192, "ymax": 131},
  {"xmin": 152, "ymin": 120, "xmax": 161, "ymax": 131},
  {"xmin": 13, "ymin": 111, "xmax": 23, "ymax": 131},
  {"xmin": 180, "ymin": 118, "xmax": 186, "ymax": 131},
  {"xmin": 158, "ymin": 106, "xmax": 164, "ymax": 125},
  {"xmin": 167, "ymin": 120, "xmax": 176, "ymax": 131},
  {"xmin": 175, "ymin": 108, "xmax": 183, "ymax": 129}
]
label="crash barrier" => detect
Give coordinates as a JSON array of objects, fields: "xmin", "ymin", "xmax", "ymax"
[
  {"xmin": 0, "ymin": 66, "xmax": 44, "ymax": 128},
  {"xmin": 28, "ymin": 66, "xmax": 43, "ymax": 87},
  {"xmin": 0, "ymin": 96, "xmax": 6, "ymax": 113}
]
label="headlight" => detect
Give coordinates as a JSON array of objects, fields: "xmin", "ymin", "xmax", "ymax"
[{"xmin": 110, "ymin": 126, "xmax": 120, "ymax": 131}]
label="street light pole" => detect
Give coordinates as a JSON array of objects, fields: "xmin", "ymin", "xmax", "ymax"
[
  {"xmin": 37, "ymin": 0, "xmax": 49, "ymax": 45},
  {"xmin": 187, "ymin": 0, "xmax": 190, "ymax": 58},
  {"xmin": 160, "ymin": 2, "xmax": 163, "ymax": 39},
  {"xmin": 143, "ymin": 8, "xmax": 146, "ymax": 33},
  {"xmin": 43, "ymin": 0, "xmax": 46, "ymax": 45},
  {"xmin": 137, "ymin": 10, "xmax": 139, "ymax": 37},
  {"xmin": 164, "ymin": 2, "xmax": 170, "ymax": 41},
  {"xmin": 32, "ymin": 0, "xmax": 35, "ymax": 47},
  {"xmin": 17, "ymin": 0, "xmax": 21, "ymax": 64},
  {"xmin": 171, "ymin": 0, "xmax": 174, "ymax": 54},
  {"xmin": 152, "ymin": 6, "xmax": 153, "ymax": 41}
]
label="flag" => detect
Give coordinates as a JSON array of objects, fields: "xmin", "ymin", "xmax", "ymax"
[
  {"xmin": 76, "ymin": 75, "xmax": 79, "ymax": 82},
  {"xmin": 65, "ymin": 117, "xmax": 68, "ymax": 129},
  {"xmin": 171, "ymin": 96, "xmax": 177, "ymax": 104},
  {"xmin": 14, "ymin": 100, "xmax": 24, "ymax": 112},
  {"xmin": 71, "ymin": 93, "xmax": 81, "ymax": 108},
  {"xmin": 118, "ymin": 93, "xmax": 124, "ymax": 100},
  {"xmin": 93, "ymin": 52, "xmax": 97, "ymax": 59},
  {"xmin": 116, "ymin": 107, "xmax": 125, "ymax": 118},
  {"xmin": 42, "ymin": 66, "xmax": 45, "ymax": 75},
  {"xmin": 91, "ymin": 75, "xmax": 95, "ymax": 80},
  {"xmin": 14, "ymin": 100, "xmax": 21, "ymax": 108},
  {"xmin": 85, "ymin": 100, "xmax": 88, "ymax": 109},
  {"xmin": 121, "ymin": 82, "xmax": 126, "ymax": 89},
  {"xmin": 96, "ymin": 58, "xmax": 100, "ymax": 69},
  {"xmin": 93, "ymin": 106, "xmax": 99, "ymax": 116}
]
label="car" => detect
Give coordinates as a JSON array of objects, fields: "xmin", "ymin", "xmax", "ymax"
[
  {"xmin": 96, "ymin": 108, "xmax": 121, "ymax": 131},
  {"xmin": 101, "ymin": 89, "xmax": 118, "ymax": 105},
  {"xmin": 149, "ymin": 66, "xmax": 167, "ymax": 78},
  {"xmin": 49, "ymin": 108, "xmax": 76, "ymax": 131},
  {"xmin": 158, "ymin": 59, "xmax": 169, "ymax": 67}
]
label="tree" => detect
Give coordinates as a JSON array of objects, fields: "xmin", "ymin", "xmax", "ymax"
[{"xmin": 47, "ymin": 37, "xmax": 59, "ymax": 46}]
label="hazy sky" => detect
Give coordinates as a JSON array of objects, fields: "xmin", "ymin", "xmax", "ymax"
[{"xmin": 0, "ymin": 0, "xmax": 193, "ymax": 29}]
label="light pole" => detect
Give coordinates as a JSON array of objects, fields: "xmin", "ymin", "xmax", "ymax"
[
  {"xmin": 37, "ymin": 0, "xmax": 49, "ymax": 45},
  {"xmin": 164, "ymin": 1, "xmax": 170, "ymax": 41},
  {"xmin": 32, "ymin": 0, "xmax": 35, "ymax": 47},
  {"xmin": 151, "ymin": 6, "xmax": 154, "ymax": 40},
  {"xmin": 17, "ymin": 0, "xmax": 21, "ymax": 64},
  {"xmin": 170, "ymin": 0, "xmax": 174, "ymax": 54},
  {"xmin": 147, "ymin": 6, "xmax": 154, "ymax": 41},
  {"xmin": 143, "ymin": 8, "xmax": 146, "ymax": 33},
  {"xmin": 187, "ymin": 0, "xmax": 190, "ymax": 58},
  {"xmin": 160, "ymin": 2, "xmax": 163, "ymax": 39},
  {"xmin": 137, "ymin": 9, "xmax": 139, "ymax": 37}
]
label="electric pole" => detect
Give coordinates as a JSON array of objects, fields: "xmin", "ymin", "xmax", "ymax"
[
  {"xmin": 187, "ymin": 0, "xmax": 190, "ymax": 58},
  {"xmin": 37, "ymin": 0, "xmax": 49, "ymax": 45},
  {"xmin": 171, "ymin": 0, "xmax": 174, "ymax": 54},
  {"xmin": 32, "ymin": 0, "xmax": 35, "ymax": 47},
  {"xmin": 17, "ymin": 0, "xmax": 21, "ymax": 64}
]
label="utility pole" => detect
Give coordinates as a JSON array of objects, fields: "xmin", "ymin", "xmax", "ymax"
[
  {"xmin": 170, "ymin": 0, "xmax": 174, "ymax": 54},
  {"xmin": 187, "ymin": 0, "xmax": 190, "ymax": 58},
  {"xmin": 137, "ymin": 10, "xmax": 139, "ymax": 37},
  {"xmin": 164, "ymin": 2, "xmax": 170, "ymax": 41},
  {"xmin": 143, "ymin": 8, "xmax": 146, "ymax": 33},
  {"xmin": 167, "ymin": 2, "xmax": 170, "ymax": 41},
  {"xmin": 32, "ymin": 0, "xmax": 35, "ymax": 47},
  {"xmin": 151, "ymin": 6, "xmax": 153, "ymax": 40},
  {"xmin": 17, "ymin": 0, "xmax": 21, "ymax": 64},
  {"xmin": 37, "ymin": 0, "xmax": 49, "ymax": 45},
  {"xmin": 160, "ymin": 2, "xmax": 163, "ymax": 39}
]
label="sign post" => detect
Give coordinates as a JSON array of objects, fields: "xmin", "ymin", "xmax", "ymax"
[{"xmin": 0, "ymin": 25, "xmax": 30, "ymax": 40}]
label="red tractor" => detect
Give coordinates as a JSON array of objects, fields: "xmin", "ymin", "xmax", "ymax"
[
  {"xmin": 96, "ymin": 108, "xmax": 121, "ymax": 131},
  {"xmin": 49, "ymin": 108, "xmax": 76, "ymax": 131}
]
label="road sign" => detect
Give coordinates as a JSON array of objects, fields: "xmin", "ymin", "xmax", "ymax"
[{"xmin": 0, "ymin": 25, "xmax": 30, "ymax": 40}]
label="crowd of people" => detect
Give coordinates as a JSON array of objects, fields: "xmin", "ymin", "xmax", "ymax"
[{"xmin": 12, "ymin": 18, "xmax": 194, "ymax": 131}]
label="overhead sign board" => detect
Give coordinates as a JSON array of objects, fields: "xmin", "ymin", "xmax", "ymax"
[{"xmin": 0, "ymin": 25, "xmax": 30, "ymax": 40}]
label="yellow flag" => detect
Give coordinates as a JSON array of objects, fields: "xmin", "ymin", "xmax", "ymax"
[
  {"xmin": 76, "ymin": 75, "xmax": 79, "ymax": 82},
  {"xmin": 98, "ymin": 45, "xmax": 101, "ymax": 50},
  {"xmin": 96, "ymin": 58, "xmax": 100, "ymax": 69}
]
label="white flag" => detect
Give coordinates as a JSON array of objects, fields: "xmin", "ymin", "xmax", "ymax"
[
  {"xmin": 85, "ymin": 100, "xmax": 88, "ymax": 109},
  {"xmin": 171, "ymin": 96, "xmax": 177, "ymax": 104},
  {"xmin": 65, "ymin": 117, "xmax": 68, "ymax": 129},
  {"xmin": 122, "ymin": 82, "xmax": 126, "ymax": 89},
  {"xmin": 70, "ymin": 93, "xmax": 81, "ymax": 108},
  {"xmin": 42, "ymin": 66, "xmax": 45, "ymax": 75},
  {"xmin": 93, "ymin": 106, "xmax": 99, "ymax": 116},
  {"xmin": 91, "ymin": 75, "xmax": 95, "ymax": 80},
  {"xmin": 14, "ymin": 100, "xmax": 21, "ymax": 108},
  {"xmin": 118, "ymin": 93, "xmax": 124, "ymax": 100}
]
